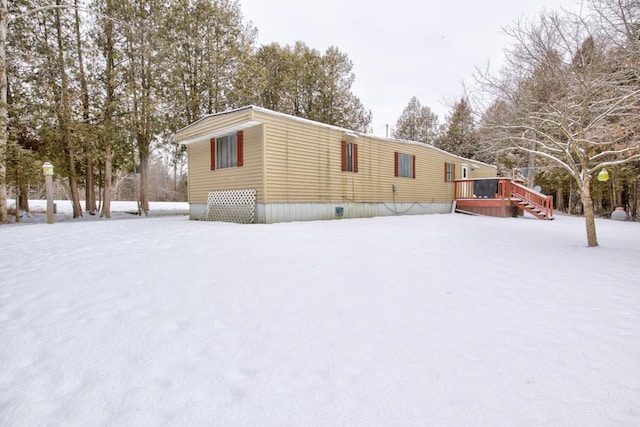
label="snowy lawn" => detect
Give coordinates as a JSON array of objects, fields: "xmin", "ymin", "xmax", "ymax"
[
  {"xmin": 6, "ymin": 200, "xmax": 189, "ymax": 223},
  {"xmin": 1, "ymin": 213, "xmax": 639, "ymax": 426}
]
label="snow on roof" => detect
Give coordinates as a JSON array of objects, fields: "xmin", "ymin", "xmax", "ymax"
[{"xmin": 176, "ymin": 105, "xmax": 496, "ymax": 168}]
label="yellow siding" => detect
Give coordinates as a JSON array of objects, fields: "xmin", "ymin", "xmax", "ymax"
[
  {"xmin": 177, "ymin": 107, "xmax": 498, "ymax": 207},
  {"xmin": 177, "ymin": 109, "xmax": 264, "ymax": 204},
  {"xmin": 255, "ymin": 110, "xmax": 496, "ymax": 204},
  {"xmin": 470, "ymin": 163, "xmax": 497, "ymax": 178}
]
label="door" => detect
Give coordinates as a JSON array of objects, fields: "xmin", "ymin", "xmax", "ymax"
[{"xmin": 461, "ymin": 164, "xmax": 469, "ymax": 179}]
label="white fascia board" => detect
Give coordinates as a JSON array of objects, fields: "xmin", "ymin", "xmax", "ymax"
[{"xmin": 179, "ymin": 120, "xmax": 262, "ymax": 146}]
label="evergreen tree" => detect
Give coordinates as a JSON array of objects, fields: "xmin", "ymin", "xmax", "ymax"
[
  {"xmin": 0, "ymin": 0, "xmax": 373, "ymax": 221},
  {"xmin": 437, "ymin": 98, "xmax": 478, "ymax": 159},
  {"xmin": 392, "ymin": 96, "xmax": 439, "ymax": 144},
  {"xmin": 249, "ymin": 42, "xmax": 371, "ymax": 132}
]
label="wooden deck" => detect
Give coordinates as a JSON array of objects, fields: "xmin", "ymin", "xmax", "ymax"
[{"xmin": 454, "ymin": 178, "xmax": 554, "ymax": 220}]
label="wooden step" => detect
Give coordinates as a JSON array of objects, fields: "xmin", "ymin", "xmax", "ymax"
[{"xmin": 454, "ymin": 208, "xmax": 481, "ymax": 216}]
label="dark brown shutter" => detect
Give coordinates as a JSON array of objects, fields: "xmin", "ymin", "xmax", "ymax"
[
  {"xmin": 444, "ymin": 163, "xmax": 447, "ymax": 181},
  {"xmin": 236, "ymin": 130, "xmax": 244, "ymax": 167},
  {"xmin": 412, "ymin": 155, "xmax": 416, "ymax": 179},
  {"xmin": 453, "ymin": 164, "xmax": 456, "ymax": 180},
  {"xmin": 353, "ymin": 143, "xmax": 359, "ymax": 173},
  {"xmin": 341, "ymin": 141, "xmax": 347, "ymax": 171},
  {"xmin": 210, "ymin": 138, "xmax": 216, "ymax": 170},
  {"xmin": 394, "ymin": 152, "xmax": 399, "ymax": 177}
]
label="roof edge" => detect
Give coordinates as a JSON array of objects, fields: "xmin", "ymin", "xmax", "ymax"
[{"xmin": 175, "ymin": 105, "xmax": 496, "ymax": 168}]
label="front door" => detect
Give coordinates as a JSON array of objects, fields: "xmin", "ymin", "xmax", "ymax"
[{"xmin": 462, "ymin": 164, "xmax": 469, "ymax": 179}]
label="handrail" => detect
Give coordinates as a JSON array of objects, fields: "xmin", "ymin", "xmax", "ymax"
[{"xmin": 509, "ymin": 180, "xmax": 553, "ymax": 219}]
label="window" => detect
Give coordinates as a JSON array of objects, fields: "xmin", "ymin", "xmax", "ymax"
[
  {"xmin": 394, "ymin": 152, "xmax": 415, "ymax": 178},
  {"xmin": 210, "ymin": 131, "xmax": 243, "ymax": 170},
  {"xmin": 444, "ymin": 162, "xmax": 455, "ymax": 182},
  {"xmin": 341, "ymin": 141, "xmax": 358, "ymax": 172}
]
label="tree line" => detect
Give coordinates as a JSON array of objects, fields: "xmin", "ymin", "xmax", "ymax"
[
  {"xmin": 2, "ymin": 0, "xmax": 639, "ymax": 247},
  {"xmin": 0, "ymin": 0, "xmax": 371, "ymax": 222}
]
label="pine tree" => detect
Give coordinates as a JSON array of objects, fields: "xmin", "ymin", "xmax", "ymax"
[
  {"xmin": 392, "ymin": 96, "xmax": 439, "ymax": 144},
  {"xmin": 437, "ymin": 98, "xmax": 478, "ymax": 159},
  {"xmin": 250, "ymin": 42, "xmax": 371, "ymax": 132}
]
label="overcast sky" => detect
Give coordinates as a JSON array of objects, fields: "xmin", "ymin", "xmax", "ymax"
[{"xmin": 239, "ymin": 0, "xmax": 579, "ymax": 136}]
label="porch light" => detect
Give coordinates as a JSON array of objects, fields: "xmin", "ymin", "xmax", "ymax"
[
  {"xmin": 597, "ymin": 167, "xmax": 609, "ymax": 182},
  {"xmin": 42, "ymin": 162, "xmax": 54, "ymax": 176}
]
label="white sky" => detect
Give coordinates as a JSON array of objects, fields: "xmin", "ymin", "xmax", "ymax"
[{"xmin": 239, "ymin": 0, "xmax": 580, "ymax": 136}]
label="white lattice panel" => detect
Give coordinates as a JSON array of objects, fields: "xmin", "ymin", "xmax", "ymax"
[{"xmin": 201, "ymin": 189, "xmax": 256, "ymax": 223}]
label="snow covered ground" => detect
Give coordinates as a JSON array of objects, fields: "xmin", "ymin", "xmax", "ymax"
[
  {"xmin": 1, "ymin": 213, "xmax": 639, "ymax": 426},
  {"xmin": 6, "ymin": 199, "xmax": 189, "ymax": 223}
]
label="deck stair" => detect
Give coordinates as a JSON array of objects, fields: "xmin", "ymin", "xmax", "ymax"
[{"xmin": 509, "ymin": 180, "xmax": 554, "ymax": 220}]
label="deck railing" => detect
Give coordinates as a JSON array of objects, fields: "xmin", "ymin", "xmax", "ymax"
[
  {"xmin": 509, "ymin": 180, "xmax": 553, "ymax": 219},
  {"xmin": 454, "ymin": 178, "xmax": 553, "ymax": 219},
  {"xmin": 454, "ymin": 178, "xmax": 514, "ymax": 199}
]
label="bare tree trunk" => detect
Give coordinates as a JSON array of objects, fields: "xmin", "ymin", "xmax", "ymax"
[
  {"xmin": 633, "ymin": 179, "xmax": 639, "ymax": 219},
  {"xmin": 0, "ymin": 0, "xmax": 8, "ymax": 224},
  {"xmin": 568, "ymin": 185, "xmax": 574, "ymax": 215},
  {"xmin": 100, "ymin": 5, "xmax": 116, "ymax": 219},
  {"xmin": 527, "ymin": 143, "xmax": 536, "ymax": 188},
  {"xmin": 102, "ymin": 144, "xmax": 112, "ymax": 218},
  {"xmin": 556, "ymin": 186, "xmax": 565, "ymax": 212},
  {"xmin": 173, "ymin": 160, "xmax": 177, "ymax": 199},
  {"xmin": 18, "ymin": 180, "xmax": 28, "ymax": 212},
  {"xmin": 580, "ymin": 172, "xmax": 598, "ymax": 247},
  {"xmin": 74, "ymin": 0, "xmax": 96, "ymax": 215},
  {"xmin": 138, "ymin": 144, "xmax": 149, "ymax": 215},
  {"xmin": 55, "ymin": 1, "xmax": 82, "ymax": 218},
  {"xmin": 133, "ymin": 46, "xmax": 151, "ymax": 216},
  {"xmin": 14, "ymin": 176, "xmax": 19, "ymax": 223},
  {"xmin": 613, "ymin": 176, "xmax": 623, "ymax": 208},
  {"xmin": 85, "ymin": 161, "xmax": 96, "ymax": 212}
]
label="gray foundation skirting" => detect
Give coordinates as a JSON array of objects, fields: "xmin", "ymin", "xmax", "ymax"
[{"xmin": 190, "ymin": 201, "xmax": 452, "ymax": 224}]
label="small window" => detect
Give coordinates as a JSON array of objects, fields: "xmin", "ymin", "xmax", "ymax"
[
  {"xmin": 445, "ymin": 162, "xmax": 455, "ymax": 182},
  {"xmin": 210, "ymin": 131, "xmax": 244, "ymax": 170},
  {"xmin": 341, "ymin": 141, "xmax": 358, "ymax": 173},
  {"xmin": 394, "ymin": 152, "xmax": 415, "ymax": 178},
  {"xmin": 217, "ymin": 134, "xmax": 237, "ymax": 169}
]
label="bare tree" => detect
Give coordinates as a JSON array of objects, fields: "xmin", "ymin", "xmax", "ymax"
[{"xmin": 478, "ymin": 10, "xmax": 640, "ymax": 247}]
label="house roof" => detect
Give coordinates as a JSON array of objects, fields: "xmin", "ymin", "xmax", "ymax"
[{"xmin": 175, "ymin": 105, "xmax": 496, "ymax": 169}]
